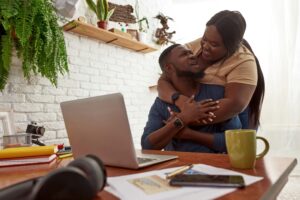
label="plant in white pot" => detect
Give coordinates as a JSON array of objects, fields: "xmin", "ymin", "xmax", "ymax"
[
  {"xmin": 137, "ymin": 17, "xmax": 149, "ymax": 43},
  {"xmin": 86, "ymin": 0, "xmax": 115, "ymax": 29},
  {"xmin": 135, "ymin": 0, "xmax": 149, "ymax": 43}
]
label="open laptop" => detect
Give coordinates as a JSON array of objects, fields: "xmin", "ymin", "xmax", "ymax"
[{"xmin": 60, "ymin": 93, "xmax": 178, "ymax": 169}]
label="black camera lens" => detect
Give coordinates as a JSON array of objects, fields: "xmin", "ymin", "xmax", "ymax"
[
  {"xmin": 36, "ymin": 126, "xmax": 45, "ymax": 135},
  {"xmin": 26, "ymin": 123, "xmax": 45, "ymax": 139}
]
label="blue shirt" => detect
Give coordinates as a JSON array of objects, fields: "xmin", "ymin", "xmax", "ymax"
[{"xmin": 142, "ymin": 84, "xmax": 247, "ymax": 153}]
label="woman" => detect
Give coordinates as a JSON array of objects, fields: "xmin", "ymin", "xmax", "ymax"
[{"xmin": 157, "ymin": 10, "xmax": 265, "ymax": 129}]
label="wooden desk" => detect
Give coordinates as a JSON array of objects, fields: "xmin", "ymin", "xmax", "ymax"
[{"xmin": 0, "ymin": 151, "xmax": 297, "ymax": 200}]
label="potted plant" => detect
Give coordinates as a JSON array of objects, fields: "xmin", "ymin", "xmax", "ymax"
[
  {"xmin": 135, "ymin": 0, "xmax": 149, "ymax": 43},
  {"xmin": 0, "ymin": 0, "xmax": 68, "ymax": 91},
  {"xmin": 137, "ymin": 17, "xmax": 149, "ymax": 43},
  {"xmin": 86, "ymin": 0, "xmax": 115, "ymax": 30}
]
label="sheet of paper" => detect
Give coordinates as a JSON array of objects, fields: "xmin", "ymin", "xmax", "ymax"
[{"xmin": 106, "ymin": 164, "xmax": 263, "ymax": 200}]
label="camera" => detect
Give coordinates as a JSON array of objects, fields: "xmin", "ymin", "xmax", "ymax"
[{"xmin": 26, "ymin": 122, "xmax": 45, "ymax": 146}]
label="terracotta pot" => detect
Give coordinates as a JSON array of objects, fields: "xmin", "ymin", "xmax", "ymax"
[{"xmin": 97, "ymin": 21, "xmax": 108, "ymax": 30}]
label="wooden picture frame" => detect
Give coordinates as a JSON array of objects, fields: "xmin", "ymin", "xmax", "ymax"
[{"xmin": 127, "ymin": 29, "xmax": 139, "ymax": 41}]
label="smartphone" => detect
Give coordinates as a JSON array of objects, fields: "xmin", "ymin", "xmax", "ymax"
[{"xmin": 169, "ymin": 174, "xmax": 245, "ymax": 188}]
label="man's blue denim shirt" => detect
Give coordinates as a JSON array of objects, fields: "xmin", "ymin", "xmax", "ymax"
[{"xmin": 141, "ymin": 84, "xmax": 246, "ymax": 153}]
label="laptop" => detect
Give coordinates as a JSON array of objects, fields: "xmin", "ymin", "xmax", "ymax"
[{"xmin": 60, "ymin": 93, "xmax": 178, "ymax": 169}]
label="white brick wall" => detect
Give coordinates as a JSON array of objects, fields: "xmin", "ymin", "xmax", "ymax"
[{"xmin": 0, "ymin": 0, "xmax": 173, "ymax": 149}]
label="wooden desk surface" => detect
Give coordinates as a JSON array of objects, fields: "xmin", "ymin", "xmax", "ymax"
[{"xmin": 0, "ymin": 150, "xmax": 297, "ymax": 200}]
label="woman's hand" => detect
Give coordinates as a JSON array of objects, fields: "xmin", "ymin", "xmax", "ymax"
[{"xmin": 177, "ymin": 97, "xmax": 219, "ymax": 125}]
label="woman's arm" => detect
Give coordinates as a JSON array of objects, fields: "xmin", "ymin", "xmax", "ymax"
[
  {"xmin": 157, "ymin": 76, "xmax": 206, "ymax": 111},
  {"xmin": 157, "ymin": 75, "xmax": 177, "ymax": 103},
  {"xmin": 158, "ymin": 78, "xmax": 255, "ymax": 125},
  {"xmin": 202, "ymin": 82, "xmax": 256, "ymax": 124}
]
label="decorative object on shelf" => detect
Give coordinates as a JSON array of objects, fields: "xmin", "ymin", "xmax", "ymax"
[
  {"xmin": 63, "ymin": 20, "xmax": 157, "ymax": 53},
  {"xmin": 109, "ymin": 28, "xmax": 132, "ymax": 39},
  {"xmin": 85, "ymin": 0, "xmax": 115, "ymax": 30},
  {"xmin": 136, "ymin": 17, "xmax": 149, "ymax": 43},
  {"xmin": 118, "ymin": 22, "xmax": 128, "ymax": 33},
  {"xmin": 0, "ymin": 0, "xmax": 69, "ymax": 91},
  {"xmin": 108, "ymin": 3, "xmax": 136, "ymax": 24},
  {"xmin": 127, "ymin": 29, "xmax": 139, "ymax": 41},
  {"xmin": 154, "ymin": 13, "xmax": 176, "ymax": 45},
  {"xmin": 78, "ymin": 16, "xmax": 87, "ymax": 23},
  {"xmin": 135, "ymin": 0, "xmax": 149, "ymax": 43}
]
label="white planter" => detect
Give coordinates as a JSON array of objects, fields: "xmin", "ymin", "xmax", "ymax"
[{"xmin": 138, "ymin": 32, "xmax": 147, "ymax": 43}]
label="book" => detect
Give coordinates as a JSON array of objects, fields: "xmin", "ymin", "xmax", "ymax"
[
  {"xmin": 0, "ymin": 145, "xmax": 58, "ymax": 159},
  {"xmin": 0, "ymin": 154, "xmax": 57, "ymax": 167}
]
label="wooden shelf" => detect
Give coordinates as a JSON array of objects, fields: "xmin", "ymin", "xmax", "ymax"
[{"xmin": 63, "ymin": 20, "xmax": 157, "ymax": 53}]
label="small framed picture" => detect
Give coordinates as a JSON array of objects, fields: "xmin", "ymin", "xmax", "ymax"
[
  {"xmin": 0, "ymin": 111, "xmax": 15, "ymax": 136},
  {"xmin": 127, "ymin": 29, "xmax": 139, "ymax": 41}
]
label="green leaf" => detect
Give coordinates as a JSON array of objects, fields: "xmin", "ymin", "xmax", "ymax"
[
  {"xmin": 0, "ymin": 61, "xmax": 9, "ymax": 91},
  {"xmin": 0, "ymin": 34, "xmax": 10, "ymax": 90},
  {"xmin": 107, "ymin": 8, "xmax": 115, "ymax": 20},
  {"xmin": 0, "ymin": 0, "xmax": 69, "ymax": 91},
  {"xmin": 1, "ymin": 34, "xmax": 12, "ymax": 71},
  {"xmin": 0, "ymin": 0, "xmax": 19, "ymax": 19},
  {"xmin": 14, "ymin": 0, "xmax": 34, "ymax": 46},
  {"xmin": 103, "ymin": 0, "xmax": 108, "ymax": 20},
  {"xmin": 85, "ymin": 0, "xmax": 97, "ymax": 14},
  {"xmin": 96, "ymin": 0, "xmax": 105, "ymax": 20}
]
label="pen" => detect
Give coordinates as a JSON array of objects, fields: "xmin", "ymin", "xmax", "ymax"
[
  {"xmin": 58, "ymin": 153, "xmax": 73, "ymax": 159},
  {"xmin": 166, "ymin": 164, "xmax": 193, "ymax": 179}
]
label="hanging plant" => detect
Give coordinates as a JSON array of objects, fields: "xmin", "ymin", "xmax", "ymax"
[{"xmin": 0, "ymin": 0, "xmax": 69, "ymax": 91}]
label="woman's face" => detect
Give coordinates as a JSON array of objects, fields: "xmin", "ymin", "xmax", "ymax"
[{"xmin": 200, "ymin": 25, "xmax": 227, "ymax": 62}]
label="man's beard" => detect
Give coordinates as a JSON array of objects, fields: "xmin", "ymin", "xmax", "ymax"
[{"xmin": 175, "ymin": 68, "xmax": 205, "ymax": 79}]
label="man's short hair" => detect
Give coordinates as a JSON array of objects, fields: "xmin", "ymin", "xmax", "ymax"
[{"xmin": 158, "ymin": 44, "xmax": 180, "ymax": 71}]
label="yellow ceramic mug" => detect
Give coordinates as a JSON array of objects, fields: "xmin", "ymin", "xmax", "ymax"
[{"xmin": 225, "ymin": 129, "xmax": 269, "ymax": 169}]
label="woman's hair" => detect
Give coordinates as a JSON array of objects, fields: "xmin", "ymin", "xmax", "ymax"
[
  {"xmin": 207, "ymin": 10, "xmax": 265, "ymax": 127},
  {"xmin": 206, "ymin": 10, "xmax": 246, "ymax": 56},
  {"xmin": 242, "ymin": 39, "xmax": 265, "ymax": 127}
]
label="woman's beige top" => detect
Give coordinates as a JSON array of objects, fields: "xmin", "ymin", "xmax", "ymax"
[{"xmin": 185, "ymin": 38, "xmax": 258, "ymax": 86}]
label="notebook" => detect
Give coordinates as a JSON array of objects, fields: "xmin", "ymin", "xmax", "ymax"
[
  {"xmin": 60, "ymin": 93, "xmax": 178, "ymax": 169},
  {"xmin": 0, "ymin": 146, "xmax": 58, "ymax": 159},
  {"xmin": 0, "ymin": 154, "xmax": 57, "ymax": 167}
]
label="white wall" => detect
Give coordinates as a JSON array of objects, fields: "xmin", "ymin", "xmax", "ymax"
[{"xmin": 0, "ymin": 0, "xmax": 173, "ymax": 148}]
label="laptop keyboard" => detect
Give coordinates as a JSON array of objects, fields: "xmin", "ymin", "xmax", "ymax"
[{"xmin": 137, "ymin": 157, "xmax": 157, "ymax": 164}]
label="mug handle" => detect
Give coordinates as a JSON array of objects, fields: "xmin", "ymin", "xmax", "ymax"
[{"xmin": 256, "ymin": 136, "xmax": 270, "ymax": 159}]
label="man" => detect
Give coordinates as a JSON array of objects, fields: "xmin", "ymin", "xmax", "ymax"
[{"xmin": 141, "ymin": 44, "xmax": 242, "ymax": 153}]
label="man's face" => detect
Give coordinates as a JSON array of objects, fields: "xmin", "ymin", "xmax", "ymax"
[
  {"xmin": 200, "ymin": 25, "xmax": 227, "ymax": 62},
  {"xmin": 169, "ymin": 45, "xmax": 204, "ymax": 79}
]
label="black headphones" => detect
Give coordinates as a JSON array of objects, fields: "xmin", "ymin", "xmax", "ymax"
[{"xmin": 0, "ymin": 154, "xmax": 107, "ymax": 200}]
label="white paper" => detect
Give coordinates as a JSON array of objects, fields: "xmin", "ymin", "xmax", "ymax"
[{"xmin": 106, "ymin": 164, "xmax": 263, "ymax": 200}]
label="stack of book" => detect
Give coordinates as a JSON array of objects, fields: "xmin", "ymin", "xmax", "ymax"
[{"xmin": 0, "ymin": 145, "xmax": 58, "ymax": 167}]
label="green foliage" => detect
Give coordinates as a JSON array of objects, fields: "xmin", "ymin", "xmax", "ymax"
[
  {"xmin": 86, "ymin": 0, "xmax": 115, "ymax": 21},
  {"xmin": 137, "ymin": 17, "xmax": 149, "ymax": 33},
  {"xmin": 0, "ymin": 0, "xmax": 68, "ymax": 91}
]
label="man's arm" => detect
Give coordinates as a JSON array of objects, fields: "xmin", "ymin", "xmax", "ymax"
[
  {"xmin": 142, "ymin": 99, "xmax": 182, "ymax": 150},
  {"xmin": 175, "ymin": 128, "xmax": 227, "ymax": 153},
  {"xmin": 142, "ymin": 97, "xmax": 218, "ymax": 150},
  {"xmin": 144, "ymin": 116, "xmax": 184, "ymax": 150}
]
